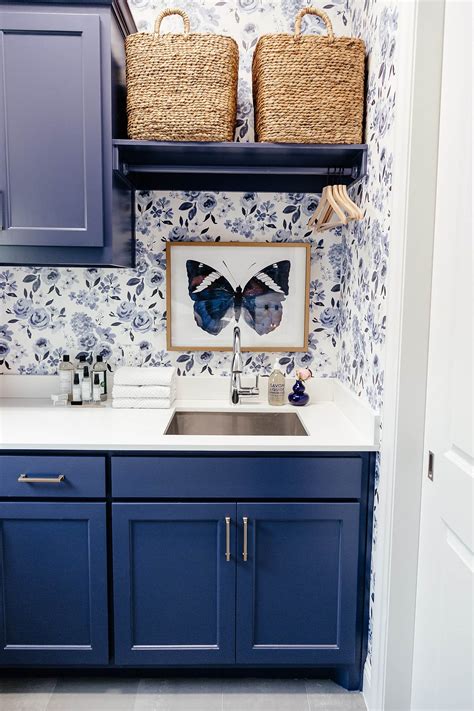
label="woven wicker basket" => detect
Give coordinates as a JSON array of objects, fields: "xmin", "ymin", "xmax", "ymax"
[
  {"xmin": 252, "ymin": 7, "xmax": 365, "ymax": 144},
  {"xmin": 126, "ymin": 8, "xmax": 239, "ymax": 142}
]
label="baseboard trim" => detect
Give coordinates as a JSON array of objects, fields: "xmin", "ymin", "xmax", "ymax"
[{"xmin": 362, "ymin": 659, "xmax": 373, "ymax": 710}]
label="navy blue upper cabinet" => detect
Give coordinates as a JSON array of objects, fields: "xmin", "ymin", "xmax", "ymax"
[
  {"xmin": 0, "ymin": 1, "xmax": 135, "ymax": 266},
  {"xmin": 0, "ymin": 502, "xmax": 108, "ymax": 665},
  {"xmin": 0, "ymin": 11, "xmax": 103, "ymax": 248},
  {"xmin": 236, "ymin": 503, "xmax": 360, "ymax": 665},
  {"xmin": 112, "ymin": 503, "xmax": 236, "ymax": 665}
]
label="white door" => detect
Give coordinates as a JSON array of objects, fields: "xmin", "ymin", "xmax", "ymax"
[{"xmin": 411, "ymin": 2, "xmax": 473, "ymax": 710}]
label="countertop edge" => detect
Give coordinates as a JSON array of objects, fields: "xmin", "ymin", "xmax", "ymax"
[{"xmin": 0, "ymin": 378, "xmax": 380, "ymax": 452}]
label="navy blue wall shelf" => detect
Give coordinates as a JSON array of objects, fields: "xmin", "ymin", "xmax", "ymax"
[{"xmin": 113, "ymin": 140, "xmax": 368, "ymax": 193}]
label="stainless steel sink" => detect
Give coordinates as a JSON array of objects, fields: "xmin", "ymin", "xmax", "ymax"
[{"xmin": 164, "ymin": 411, "xmax": 308, "ymax": 437}]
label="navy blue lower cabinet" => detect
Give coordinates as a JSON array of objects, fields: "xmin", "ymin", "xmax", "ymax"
[
  {"xmin": 236, "ymin": 503, "xmax": 360, "ymax": 665},
  {"xmin": 112, "ymin": 503, "xmax": 236, "ymax": 665},
  {"xmin": 0, "ymin": 450, "xmax": 374, "ymax": 686},
  {"xmin": 0, "ymin": 502, "xmax": 108, "ymax": 666}
]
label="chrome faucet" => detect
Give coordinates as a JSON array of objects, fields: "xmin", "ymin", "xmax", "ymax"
[{"xmin": 230, "ymin": 326, "xmax": 259, "ymax": 404}]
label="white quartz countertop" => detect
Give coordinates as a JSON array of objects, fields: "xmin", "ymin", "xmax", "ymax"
[{"xmin": 0, "ymin": 376, "xmax": 379, "ymax": 452}]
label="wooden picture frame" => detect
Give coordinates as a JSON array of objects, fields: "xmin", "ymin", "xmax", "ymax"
[{"xmin": 166, "ymin": 241, "xmax": 311, "ymax": 352}]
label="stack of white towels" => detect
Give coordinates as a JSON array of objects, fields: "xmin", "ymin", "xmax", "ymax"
[{"xmin": 112, "ymin": 367, "xmax": 176, "ymax": 409}]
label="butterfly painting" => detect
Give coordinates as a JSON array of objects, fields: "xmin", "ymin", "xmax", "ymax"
[
  {"xmin": 186, "ymin": 259, "xmax": 290, "ymax": 336},
  {"xmin": 166, "ymin": 242, "xmax": 310, "ymax": 352}
]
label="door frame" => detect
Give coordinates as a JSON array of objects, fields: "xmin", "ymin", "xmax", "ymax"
[{"xmin": 364, "ymin": 1, "xmax": 447, "ymax": 709}]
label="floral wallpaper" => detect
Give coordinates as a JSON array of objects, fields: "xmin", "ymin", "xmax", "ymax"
[
  {"xmin": 0, "ymin": 0, "xmax": 397, "ymax": 404},
  {"xmin": 339, "ymin": 0, "xmax": 397, "ymax": 413},
  {"xmin": 341, "ymin": 0, "xmax": 399, "ymax": 670},
  {"xmin": 0, "ymin": 0, "xmax": 399, "ymax": 678},
  {"xmin": 0, "ymin": 0, "xmax": 351, "ymax": 379},
  {"xmin": 0, "ymin": 191, "xmax": 342, "ymax": 377}
]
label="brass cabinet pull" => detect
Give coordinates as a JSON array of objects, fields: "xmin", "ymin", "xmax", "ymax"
[
  {"xmin": 18, "ymin": 474, "xmax": 65, "ymax": 484},
  {"xmin": 225, "ymin": 516, "xmax": 231, "ymax": 562},
  {"xmin": 242, "ymin": 516, "xmax": 248, "ymax": 561}
]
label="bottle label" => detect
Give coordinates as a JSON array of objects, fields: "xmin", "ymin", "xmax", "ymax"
[
  {"xmin": 72, "ymin": 386, "xmax": 82, "ymax": 403},
  {"xmin": 81, "ymin": 380, "xmax": 91, "ymax": 402},
  {"xmin": 59, "ymin": 370, "xmax": 72, "ymax": 395},
  {"xmin": 268, "ymin": 380, "xmax": 285, "ymax": 405}
]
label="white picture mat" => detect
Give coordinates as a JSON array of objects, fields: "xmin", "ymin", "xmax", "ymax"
[{"xmin": 168, "ymin": 243, "xmax": 308, "ymax": 350}]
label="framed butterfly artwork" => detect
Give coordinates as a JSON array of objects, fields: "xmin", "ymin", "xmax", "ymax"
[{"xmin": 166, "ymin": 242, "xmax": 311, "ymax": 352}]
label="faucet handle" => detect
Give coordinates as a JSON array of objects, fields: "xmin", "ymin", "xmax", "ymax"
[{"xmin": 240, "ymin": 374, "xmax": 259, "ymax": 397}]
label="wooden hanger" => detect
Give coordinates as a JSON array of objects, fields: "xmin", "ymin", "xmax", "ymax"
[
  {"xmin": 308, "ymin": 182, "xmax": 363, "ymax": 231},
  {"xmin": 315, "ymin": 208, "xmax": 347, "ymax": 232},
  {"xmin": 312, "ymin": 185, "xmax": 347, "ymax": 231},
  {"xmin": 307, "ymin": 186, "xmax": 331, "ymax": 227},
  {"xmin": 308, "ymin": 185, "xmax": 346, "ymax": 230},
  {"xmin": 333, "ymin": 185, "xmax": 355, "ymax": 218},
  {"xmin": 337, "ymin": 184, "xmax": 364, "ymax": 220},
  {"xmin": 326, "ymin": 185, "xmax": 347, "ymax": 223}
]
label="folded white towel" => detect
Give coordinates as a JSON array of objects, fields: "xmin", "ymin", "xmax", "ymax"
[
  {"xmin": 113, "ymin": 366, "xmax": 176, "ymax": 387},
  {"xmin": 112, "ymin": 397, "xmax": 174, "ymax": 409},
  {"xmin": 112, "ymin": 384, "xmax": 176, "ymax": 399}
]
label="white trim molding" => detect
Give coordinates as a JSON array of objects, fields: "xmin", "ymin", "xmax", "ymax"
[{"xmin": 364, "ymin": 1, "xmax": 446, "ymax": 709}]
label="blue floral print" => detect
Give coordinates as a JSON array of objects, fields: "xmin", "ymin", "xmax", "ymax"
[
  {"xmin": 28, "ymin": 308, "xmax": 51, "ymax": 331},
  {"xmin": 0, "ymin": 0, "xmax": 396, "ymax": 431},
  {"xmin": 0, "ymin": 3, "xmax": 397, "ymax": 670}
]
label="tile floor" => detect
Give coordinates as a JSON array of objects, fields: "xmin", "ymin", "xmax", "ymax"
[{"xmin": 0, "ymin": 677, "xmax": 366, "ymax": 711}]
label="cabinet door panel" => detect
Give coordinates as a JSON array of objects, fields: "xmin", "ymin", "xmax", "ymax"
[
  {"xmin": 0, "ymin": 502, "xmax": 108, "ymax": 665},
  {"xmin": 113, "ymin": 503, "xmax": 236, "ymax": 665},
  {"xmin": 0, "ymin": 11, "xmax": 103, "ymax": 247},
  {"xmin": 236, "ymin": 503, "xmax": 360, "ymax": 665}
]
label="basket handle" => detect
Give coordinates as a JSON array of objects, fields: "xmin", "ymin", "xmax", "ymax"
[
  {"xmin": 294, "ymin": 7, "xmax": 334, "ymax": 40},
  {"xmin": 154, "ymin": 8, "xmax": 191, "ymax": 37}
]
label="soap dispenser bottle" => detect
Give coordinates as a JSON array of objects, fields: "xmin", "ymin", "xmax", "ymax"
[
  {"xmin": 72, "ymin": 373, "xmax": 82, "ymax": 405},
  {"xmin": 93, "ymin": 354, "xmax": 107, "ymax": 401},
  {"xmin": 58, "ymin": 354, "xmax": 74, "ymax": 400},
  {"xmin": 93, "ymin": 374, "xmax": 102, "ymax": 403},
  {"xmin": 81, "ymin": 366, "xmax": 92, "ymax": 403},
  {"xmin": 76, "ymin": 354, "xmax": 87, "ymax": 384},
  {"xmin": 268, "ymin": 359, "xmax": 285, "ymax": 406}
]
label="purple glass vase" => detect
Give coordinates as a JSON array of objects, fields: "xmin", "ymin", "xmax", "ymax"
[{"xmin": 288, "ymin": 379, "xmax": 309, "ymax": 406}]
